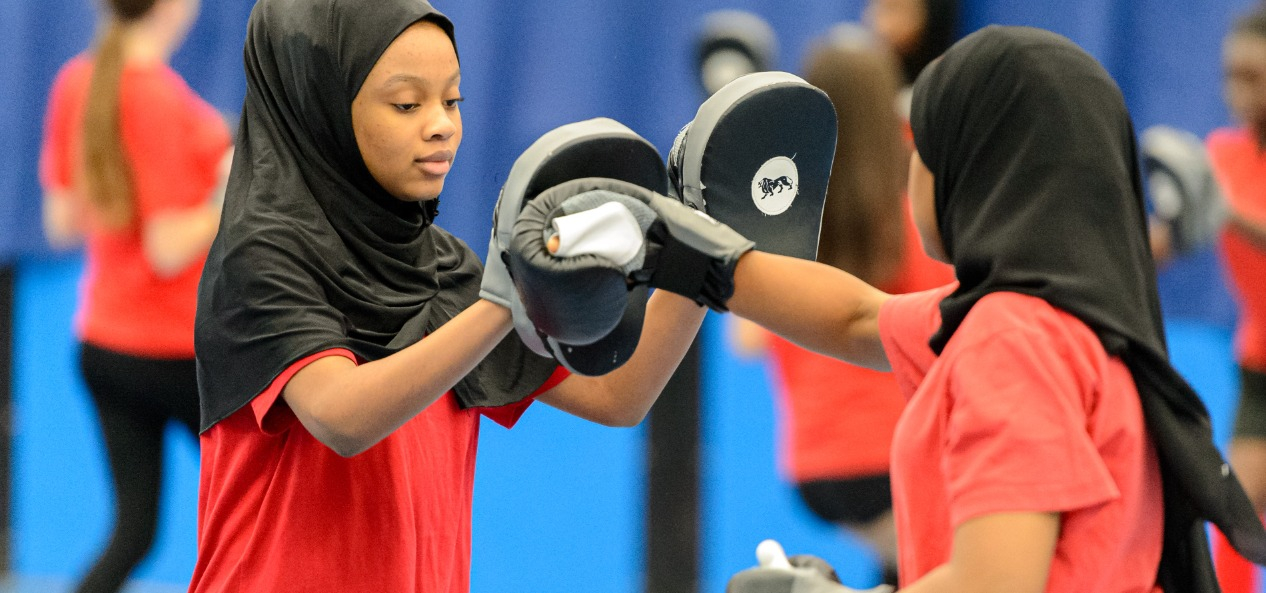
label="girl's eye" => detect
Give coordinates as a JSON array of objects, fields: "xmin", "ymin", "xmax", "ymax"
[
  {"xmin": 393, "ymin": 103, "xmax": 420, "ymax": 112},
  {"xmin": 445, "ymin": 97, "xmax": 466, "ymax": 109}
]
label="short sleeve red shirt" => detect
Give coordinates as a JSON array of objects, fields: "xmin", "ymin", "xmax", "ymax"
[
  {"xmin": 1207, "ymin": 128, "xmax": 1266, "ymax": 370},
  {"xmin": 878, "ymin": 287, "xmax": 1163, "ymax": 591},
  {"xmin": 188, "ymin": 350, "xmax": 569, "ymax": 593},
  {"xmin": 767, "ymin": 216, "xmax": 953, "ymax": 482},
  {"xmin": 40, "ymin": 56, "xmax": 230, "ymax": 357}
]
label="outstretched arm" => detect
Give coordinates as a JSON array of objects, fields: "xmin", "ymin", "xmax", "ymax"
[
  {"xmin": 42, "ymin": 189, "xmax": 83, "ymax": 249},
  {"xmin": 727, "ymin": 251, "xmax": 892, "ymax": 371}
]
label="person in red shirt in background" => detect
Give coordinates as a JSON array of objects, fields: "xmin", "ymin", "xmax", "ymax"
[
  {"xmin": 863, "ymin": 0, "xmax": 958, "ymax": 134},
  {"xmin": 38, "ymin": 0, "xmax": 230, "ymax": 591},
  {"xmin": 187, "ymin": 1, "xmax": 706, "ymax": 591},
  {"xmin": 862, "ymin": 0, "xmax": 957, "ymax": 87},
  {"xmin": 720, "ymin": 26, "xmax": 1266, "ymax": 592},
  {"xmin": 729, "ymin": 32, "xmax": 951, "ymax": 587},
  {"xmin": 1206, "ymin": 7, "xmax": 1266, "ymax": 593}
]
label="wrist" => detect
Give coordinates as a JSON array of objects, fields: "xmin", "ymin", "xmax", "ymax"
[{"xmin": 474, "ymin": 297, "xmax": 513, "ymax": 325}]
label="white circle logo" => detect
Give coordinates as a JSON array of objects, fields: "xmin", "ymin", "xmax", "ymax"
[{"xmin": 750, "ymin": 156, "xmax": 799, "ymax": 215}]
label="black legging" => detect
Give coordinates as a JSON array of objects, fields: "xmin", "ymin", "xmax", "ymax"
[{"xmin": 74, "ymin": 343, "xmax": 200, "ymax": 593}]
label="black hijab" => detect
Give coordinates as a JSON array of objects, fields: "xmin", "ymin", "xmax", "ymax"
[
  {"xmin": 910, "ymin": 26, "xmax": 1266, "ymax": 591},
  {"xmin": 195, "ymin": 0, "xmax": 557, "ymax": 432}
]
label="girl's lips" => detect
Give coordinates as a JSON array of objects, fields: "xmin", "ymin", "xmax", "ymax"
[{"xmin": 417, "ymin": 159, "xmax": 451, "ymax": 176}]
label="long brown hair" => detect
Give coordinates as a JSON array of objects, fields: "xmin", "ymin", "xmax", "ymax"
[
  {"xmin": 79, "ymin": 0, "xmax": 159, "ymax": 229},
  {"xmin": 802, "ymin": 34, "xmax": 909, "ymax": 286}
]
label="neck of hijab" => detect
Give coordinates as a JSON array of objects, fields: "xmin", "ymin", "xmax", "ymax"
[
  {"xmin": 910, "ymin": 25, "xmax": 1266, "ymax": 590},
  {"xmin": 195, "ymin": 0, "xmax": 556, "ymax": 432}
]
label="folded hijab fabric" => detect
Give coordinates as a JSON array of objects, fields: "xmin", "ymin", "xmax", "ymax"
[
  {"xmin": 195, "ymin": 0, "xmax": 557, "ymax": 432},
  {"xmin": 910, "ymin": 25, "xmax": 1266, "ymax": 591}
]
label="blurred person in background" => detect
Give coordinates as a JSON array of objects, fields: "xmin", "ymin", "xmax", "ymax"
[
  {"xmin": 863, "ymin": 0, "xmax": 958, "ymax": 121},
  {"xmin": 728, "ymin": 31, "xmax": 952, "ymax": 587},
  {"xmin": 1207, "ymin": 6, "xmax": 1266, "ymax": 593},
  {"xmin": 38, "ymin": 0, "xmax": 231, "ymax": 590}
]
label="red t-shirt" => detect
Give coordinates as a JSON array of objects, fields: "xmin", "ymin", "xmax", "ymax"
[
  {"xmin": 768, "ymin": 217, "xmax": 953, "ymax": 481},
  {"xmin": 878, "ymin": 286, "xmax": 1163, "ymax": 591},
  {"xmin": 1207, "ymin": 128, "xmax": 1266, "ymax": 370},
  {"xmin": 188, "ymin": 349, "xmax": 570, "ymax": 593},
  {"xmin": 40, "ymin": 56, "xmax": 230, "ymax": 357}
]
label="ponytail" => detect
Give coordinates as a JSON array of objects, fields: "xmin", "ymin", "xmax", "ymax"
[
  {"xmin": 78, "ymin": 0, "xmax": 160, "ymax": 229},
  {"xmin": 80, "ymin": 17, "xmax": 134, "ymax": 229}
]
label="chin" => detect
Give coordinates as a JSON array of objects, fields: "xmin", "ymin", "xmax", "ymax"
[{"xmin": 395, "ymin": 182, "xmax": 444, "ymax": 202}]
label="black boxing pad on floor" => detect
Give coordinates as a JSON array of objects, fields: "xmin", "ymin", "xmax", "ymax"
[
  {"xmin": 669, "ymin": 71, "xmax": 837, "ymax": 262},
  {"xmin": 494, "ymin": 119, "xmax": 667, "ymax": 375}
]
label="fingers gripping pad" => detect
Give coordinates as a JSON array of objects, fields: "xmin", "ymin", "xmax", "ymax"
[
  {"xmin": 509, "ymin": 180, "xmax": 657, "ymax": 347},
  {"xmin": 495, "ymin": 119, "xmax": 668, "ymax": 374}
]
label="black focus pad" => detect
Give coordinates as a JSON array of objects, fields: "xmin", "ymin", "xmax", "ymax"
[
  {"xmin": 675, "ymin": 71, "xmax": 837, "ymax": 261},
  {"xmin": 507, "ymin": 177, "xmax": 660, "ymax": 376},
  {"xmin": 1140, "ymin": 124, "xmax": 1226, "ymax": 255},
  {"xmin": 695, "ymin": 10, "xmax": 778, "ymax": 96},
  {"xmin": 549, "ymin": 284, "xmax": 649, "ymax": 378},
  {"xmin": 495, "ymin": 118, "xmax": 669, "ymax": 362}
]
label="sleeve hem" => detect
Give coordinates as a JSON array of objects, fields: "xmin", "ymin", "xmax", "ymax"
[{"xmin": 251, "ymin": 348, "xmax": 358, "ymax": 434}]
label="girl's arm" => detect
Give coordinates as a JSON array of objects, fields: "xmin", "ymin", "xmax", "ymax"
[
  {"xmin": 282, "ymin": 299, "xmax": 515, "ymax": 457},
  {"xmin": 728, "ymin": 316, "xmax": 770, "ymax": 360},
  {"xmin": 536, "ymin": 289, "xmax": 706, "ymax": 426},
  {"xmin": 900, "ymin": 512, "xmax": 1059, "ymax": 593},
  {"xmin": 727, "ymin": 251, "xmax": 892, "ymax": 371},
  {"xmin": 42, "ymin": 189, "xmax": 83, "ymax": 249},
  {"xmin": 540, "ymin": 248, "xmax": 891, "ymax": 426},
  {"xmin": 143, "ymin": 148, "xmax": 232, "ymax": 278}
]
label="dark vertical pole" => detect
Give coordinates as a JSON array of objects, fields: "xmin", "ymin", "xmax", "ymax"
[
  {"xmin": 645, "ymin": 335, "xmax": 701, "ymax": 593},
  {"xmin": 0, "ymin": 263, "xmax": 13, "ymax": 573}
]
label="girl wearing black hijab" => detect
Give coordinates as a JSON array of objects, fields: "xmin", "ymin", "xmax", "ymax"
[
  {"xmin": 722, "ymin": 26, "xmax": 1266, "ymax": 591},
  {"xmin": 188, "ymin": 0, "xmax": 705, "ymax": 590}
]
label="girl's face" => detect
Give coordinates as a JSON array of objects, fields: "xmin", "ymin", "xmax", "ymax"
[
  {"xmin": 908, "ymin": 148, "xmax": 948, "ymax": 263},
  {"xmin": 1224, "ymin": 31, "xmax": 1266, "ymax": 137},
  {"xmin": 864, "ymin": 0, "xmax": 928, "ymax": 58},
  {"xmin": 352, "ymin": 20, "xmax": 462, "ymax": 202}
]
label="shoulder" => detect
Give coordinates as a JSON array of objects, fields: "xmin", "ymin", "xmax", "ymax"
[
  {"xmin": 123, "ymin": 64, "xmax": 181, "ymax": 104},
  {"xmin": 1206, "ymin": 127, "xmax": 1255, "ymax": 163},
  {"xmin": 878, "ymin": 282, "xmax": 957, "ymax": 387},
  {"xmin": 958, "ymin": 292, "xmax": 1093, "ymax": 343},
  {"xmin": 949, "ymin": 292, "xmax": 1109, "ymax": 381},
  {"xmin": 121, "ymin": 63, "xmax": 215, "ymax": 121},
  {"xmin": 47, "ymin": 55, "xmax": 92, "ymax": 102},
  {"xmin": 53, "ymin": 55, "xmax": 92, "ymax": 82},
  {"xmin": 880, "ymin": 282, "xmax": 956, "ymax": 333},
  {"xmin": 1206, "ymin": 127, "xmax": 1251, "ymax": 149}
]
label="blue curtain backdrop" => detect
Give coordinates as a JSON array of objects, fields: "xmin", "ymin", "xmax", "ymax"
[{"xmin": 1, "ymin": 1, "xmax": 1258, "ymax": 591}]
